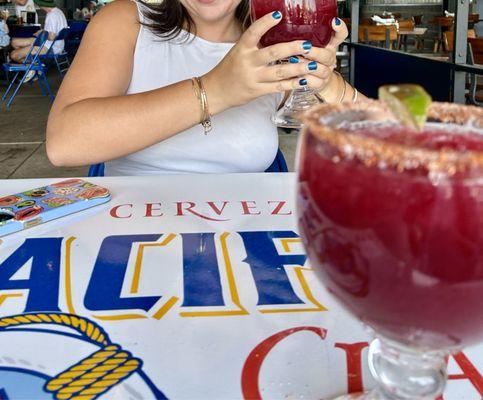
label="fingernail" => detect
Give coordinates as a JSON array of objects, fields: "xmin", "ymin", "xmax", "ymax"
[
  {"xmin": 299, "ymin": 78, "xmax": 308, "ymax": 86},
  {"xmin": 289, "ymin": 56, "xmax": 299, "ymax": 64},
  {"xmin": 302, "ymin": 41, "xmax": 312, "ymax": 51},
  {"xmin": 335, "ymin": 17, "xmax": 341, "ymax": 26},
  {"xmin": 308, "ymin": 61, "xmax": 317, "ymax": 71},
  {"xmin": 272, "ymin": 11, "xmax": 282, "ymax": 19}
]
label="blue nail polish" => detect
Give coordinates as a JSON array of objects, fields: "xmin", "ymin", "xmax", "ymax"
[
  {"xmin": 308, "ymin": 61, "xmax": 317, "ymax": 71},
  {"xmin": 335, "ymin": 17, "xmax": 341, "ymax": 26},
  {"xmin": 302, "ymin": 41, "xmax": 312, "ymax": 51},
  {"xmin": 289, "ymin": 56, "xmax": 299, "ymax": 64},
  {"xmin": 272, "ymin": 11, "xmax": 282, "ymax": 19},
  {"xmin": 299, "ymin": 78, "xmax": 308, "ymax": 86}
]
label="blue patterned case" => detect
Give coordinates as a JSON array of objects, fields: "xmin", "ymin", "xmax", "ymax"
[{"xmin": 0, "ymin": 179, "xmax": 111, "ymax": 237}]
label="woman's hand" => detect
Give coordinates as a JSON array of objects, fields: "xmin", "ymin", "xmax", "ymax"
[
  {"xmin": 298, "ymin": 18, "xmax": 349, "ymax": 93},
  {"xmin": 203, "ymin": 11, "xmax": 325, "ymax": 113}
]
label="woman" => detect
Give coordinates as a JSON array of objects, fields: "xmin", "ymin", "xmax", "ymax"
[{"xmin": 47, "ymin": 0, "xmax": 359, "ymax": 175}]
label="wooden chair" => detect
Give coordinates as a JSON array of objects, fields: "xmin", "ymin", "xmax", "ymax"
[
  {"xmin": 444, "ymin": 31, "xmax": 454, "ymax": 53},
  {"xmin": 412, "ymin": 15, "xmax": 423, "ymax": 26},
  {"xmin": 468, "ymin": 13, "xmax": 480, "ymax": 28},
  {"xmin": 466, "ymin": 38, "xmax": 483, "ymax": 105},
  {"xmin": 433, "ymin": 16, "xmax": 454, "ymax": 28},
  {"xmin": 432, "ymin": 17, "xmax": 454, "ymax": 52},
  {"xmin": 468, "ymin": 37, "xmax": 483, "ymax": 64},
  {"xmin": 397, "ymin": 20, "xmax": 416, "ymax": 50},
  {"xmin": 398, "ymin": 19, "xmax": 415, "ymax": 30},
  {"xmin": 443, "ymin": 30, "xmax": 477, "ymax": 53},
  {"xmin": 359, "ymin": 25, "xmax": 398, "ymax": 49}
]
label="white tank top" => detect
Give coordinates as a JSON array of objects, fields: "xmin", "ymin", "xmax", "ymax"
[{"xmin": 105, "ymin": 3, "xmax": 280, "ymax": 176}]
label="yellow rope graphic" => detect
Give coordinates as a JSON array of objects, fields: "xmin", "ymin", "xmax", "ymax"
[{"xmin": 0, "ymin": 313, "xmax": 141, "ymax": 400}]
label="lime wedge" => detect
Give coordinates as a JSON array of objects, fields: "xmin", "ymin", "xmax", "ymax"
[{"xmin": 378, "ymin": 84, "xmax": 432, "ymax": 130}]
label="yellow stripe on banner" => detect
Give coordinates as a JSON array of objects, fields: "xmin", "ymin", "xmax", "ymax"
[
  {"xmin": 259, "ymin": 267, "xmax": 327, "ymax": 314},
  {"xmin": 152, "ymin": 296, "xmax": 179, "ymax": 320},
  {"xmin": 295, "ymin": 267, "xmax": 328, "ymax": 311},
  {"xmin": 281, "ymin": 238, "xmax": 302, "ymax": 253},
  {"xmin": 180, "ymin": 232, "xmax": 249, "ymax": 318},
  {"xmin": 64, "ymin": 236, "xmax": 77, "ymax": 315},
  {"xmin": 130, "ymin": 234, "xmax": 177, "ymax": 294},
  {"xmin": 0, "ymin": 293, "xmax": 23, "ymax": 308}
]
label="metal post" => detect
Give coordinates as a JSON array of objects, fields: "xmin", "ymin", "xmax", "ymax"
[
  {"xmin": 350, "ymin": 0, "xmax": 360, "ymax": 86},
  {"xmin": 453, "ymin": 0, "xmax": 469, "ymax": 103}
]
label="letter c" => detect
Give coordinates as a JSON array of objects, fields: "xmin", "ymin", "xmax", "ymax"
[
  {"xmin": 110, "ymin": 204, "xmax": 133, "ymax": 219},
  {"xmin": 241, "ymin": 326, "xmax": 327, "ymax": 399}
]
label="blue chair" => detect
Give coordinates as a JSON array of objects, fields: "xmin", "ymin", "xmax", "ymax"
[
  {"xmin": 2, "ymin": 31, "xmax": 54, "ymax": 108},
  {"xmin": 40, "ymin": 28, "xmax": 71, "ymax": 77},
  {"xmin": 65, "ymin": 20, "xmax": 88, "ymax": 57},
  {"xmin": 88, "ymin": 149, "xmax": 289, "ymax": 177}
]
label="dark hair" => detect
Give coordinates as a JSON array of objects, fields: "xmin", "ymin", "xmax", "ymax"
[{"xmin": 139, "ymin": 0, "xmax": 250, "ymax": 41}]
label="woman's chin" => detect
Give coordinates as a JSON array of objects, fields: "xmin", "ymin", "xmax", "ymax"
[{"xmin": 182, "ymin": 0, "xmax": 241, "ymax": 24}]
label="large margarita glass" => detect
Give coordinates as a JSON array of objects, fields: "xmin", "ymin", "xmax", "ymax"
[{"xmin": 297, "ymin": 101, "xmax": 483, "ymax": 399}]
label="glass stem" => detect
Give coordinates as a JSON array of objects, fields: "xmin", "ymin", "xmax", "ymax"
[
  {"xmin": 368, "ymin": 338, "xmax": 448, "ymax": 400},
  {"xmin": 286, "ymin": 86, "xmax": 319, "ymax": 112}
]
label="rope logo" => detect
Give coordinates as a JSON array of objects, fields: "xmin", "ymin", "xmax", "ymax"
[{"xmin": 0, "ymin": 313, "xmax": 166, "ymax": 399}]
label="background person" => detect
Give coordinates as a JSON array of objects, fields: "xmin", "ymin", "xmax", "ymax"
[
  {"xmin": 47, "ymin": 0, "xmax": 364, "ymax": 176},
  {"xmin": 10, "ymin": 0, "xmax": 67, "ymax": 64},
  {"xmin": 81, "ymin": 0, "xmax": 97, "ymax": 20},
  {"xmin": 0, "ymin": 10, "xmax": 10, "ymax": 48},
  {"xmin": 13, "ymin": 0, "xmax": 38, "ymax": 24}
]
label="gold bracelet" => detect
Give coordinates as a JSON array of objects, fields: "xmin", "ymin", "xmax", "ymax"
[
  {"xmin": 352, "ymin": 87, "xmax": 359, "ymax": 103},
  {"xmin": 191, "ymin": 76, "xmax": 212, "ymax": 135},
  {"xmin": 337, "ymin": 73, "xmax": 347, "ymax": 103},
  {"xmin": 191, "ymin": 78, "xmax": 202, "ymax": 120}
]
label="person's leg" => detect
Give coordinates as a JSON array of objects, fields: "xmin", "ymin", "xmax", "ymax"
[
  {"xmin": 10, "ymin": 38, "xmax": 35, "ymax": 62},
  {"xmin": 10, "ymin": 46, "xmax": 31, "ymax": 62},
  {"xmin": 11, "ymin": 37, "xmax": 34, "ymax": 50}
]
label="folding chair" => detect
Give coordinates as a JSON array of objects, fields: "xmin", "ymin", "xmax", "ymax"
[
  {"xmin": 2, "ymin": 31, "xmax": 54, "ymax": 108},
  {"xmin": 88, "ymin": 150, "xmax": 289, "ymax": 177},
  {"xmin": 40, "ymin": 28, "xmax": 71, "ymax": 77}
]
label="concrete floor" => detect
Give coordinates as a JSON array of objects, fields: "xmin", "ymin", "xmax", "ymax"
[{"xmin": 0, "ymin": 69, "xmax": 298, "ymax": 180}]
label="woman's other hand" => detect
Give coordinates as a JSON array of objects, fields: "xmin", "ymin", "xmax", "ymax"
[
  {"xmin": 204, "ymin": 11, "xmax": 331, "ymax": 112},
  {"xmin": 298, "ymin": 17, "xmax": 349, "ymax": 93}
]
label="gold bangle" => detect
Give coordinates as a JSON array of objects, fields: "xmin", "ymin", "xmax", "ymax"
[
  {"xmin": 197, "ymin": 76, "xmax": 212, "ymax": 134},
  {"xmin": 191, "ymin": 77, "xmax": 213, "ymax": 135},
  {"xmin": 352, "ymin": 87, "xmax": 359, "ymax": 103},
  {"xmin": 337, "ymin": 73, "xmax": 347, "ymax": 103}
]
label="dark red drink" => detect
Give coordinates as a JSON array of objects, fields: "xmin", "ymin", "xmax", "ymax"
[
  {"xmin": 297, "ymin": 102, "xmax": 483, "ymax": 350},
  {"xmin": 251, "ymin": 0, "xmax": 337, "ymax": 48}
]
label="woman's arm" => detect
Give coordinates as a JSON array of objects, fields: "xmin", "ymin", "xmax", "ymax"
[
  {"xmin": 47, "ymin": 5, "xmax": 329, "ymax": 167},
  {"xmin": 47, "ymin": 0, "xmax": 220, "ymax": 167}
]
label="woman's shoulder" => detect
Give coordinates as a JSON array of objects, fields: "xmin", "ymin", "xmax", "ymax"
[
  {"xmin": 91, "ymin": 0, "xmax": 138, "ymax": 25},
  {"xmin": 84, "ymin": 0, "xmax": 139, "ymax": 41}
]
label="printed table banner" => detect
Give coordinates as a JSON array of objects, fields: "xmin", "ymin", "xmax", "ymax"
[{"xmin": 0, "ymin": 174, "xmax": 481, "ymax": 400}]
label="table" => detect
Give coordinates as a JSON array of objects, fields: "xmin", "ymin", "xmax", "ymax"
[
  {"xmin": 8, "ymin": 24, "xmax": 40, "ymax": 38},
  {"xmin": 0, "ymin": 174, "xmax": 482, "ymax": 399},
  {"xmin": 398, "ymin": 27, "xmax": 427, "ymax": 52}
]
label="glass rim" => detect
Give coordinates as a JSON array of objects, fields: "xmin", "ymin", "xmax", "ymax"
[{"xmin": 303, "ymin": 100, "xmax": 483, "ymax": 176}]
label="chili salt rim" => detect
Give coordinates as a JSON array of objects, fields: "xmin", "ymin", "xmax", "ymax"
[{"xmin": 304, "ymin": 100, "xmax": 483, "ymax": 175}]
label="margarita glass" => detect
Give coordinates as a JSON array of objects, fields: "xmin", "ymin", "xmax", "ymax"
[
  {"xmin": 251, "ymin": 0, "xmax": 337, "ymax": 129},
  {"xmin": 297, "ymin": 101, "xmax": 483, "ymax": 399}
]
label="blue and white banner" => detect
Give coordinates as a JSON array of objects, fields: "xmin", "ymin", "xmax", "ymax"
[{"xmin": 0, "ymin": 174, "xmax": 482, "ymax": 399}]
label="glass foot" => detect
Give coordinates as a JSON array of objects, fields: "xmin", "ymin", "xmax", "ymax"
[
  {"xmin": 272, "ymin": 87, "xmax": 320, "ymax": 129},
  {"xmin": 332, "ymin": 392, "xmax": 375, "ymax": 399}
]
